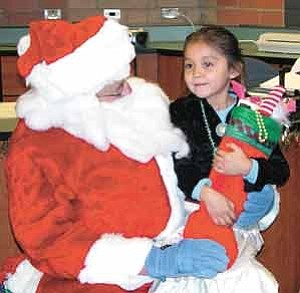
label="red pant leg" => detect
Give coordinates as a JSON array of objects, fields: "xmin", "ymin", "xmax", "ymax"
[{"xmin": 37, "ymin": 274, "xmax": 151, "ymax": 293}]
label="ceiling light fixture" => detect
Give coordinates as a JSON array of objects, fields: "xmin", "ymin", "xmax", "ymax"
[{"xmin": 161, "ymin": 8, "xmax": 196, "ymax": 32}]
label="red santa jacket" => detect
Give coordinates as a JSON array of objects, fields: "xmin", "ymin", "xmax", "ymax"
[{"xmin": 5, "ymin": 120, "xmax": 184, "ymax": 290}]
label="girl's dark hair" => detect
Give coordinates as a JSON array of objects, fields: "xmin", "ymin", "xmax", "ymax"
[{"xmin": 184, "ymin": 25, "xmax": 244, "ymax": 81}]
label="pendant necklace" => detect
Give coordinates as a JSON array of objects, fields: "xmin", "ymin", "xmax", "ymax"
[
  {"xmin": 200, "ymin": 100, "xmax": 217, "ymax": 154},
  {"xmin": 216, "ymin": 121, "xmax": 227, "ymax": 137}
]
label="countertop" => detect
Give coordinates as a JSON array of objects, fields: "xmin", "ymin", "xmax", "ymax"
[
  {"xmin": 0, "ymin": 102, "xmax": 17, "ymax": 136},
  {"xmin": 147, "ymin": 41, "xmax": 300, "ymax": 64},
  {"xmin": 1, "ymin": 41, "xmax": 300, "ymax": 63},
  {"xmin": 0, "ymin": 44, "xmax": 18, "ymax": 55}
]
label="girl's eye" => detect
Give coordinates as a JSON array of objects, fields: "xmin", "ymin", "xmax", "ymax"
[
  {"xmin": 203, "ymin": 61, "xmax": 214, "ymax": 68},
  {"xmin": 184, "ymin": 63, "xmax": 193, "ymax": 70}
]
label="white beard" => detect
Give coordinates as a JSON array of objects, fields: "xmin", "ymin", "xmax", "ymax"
[
  {"xmin": 102, "ymin": 77, "xmax": 189, "ymax": 162},
  {"xmin": 16, "ymin": 77, "xmax": 189, "ymax": 163}
]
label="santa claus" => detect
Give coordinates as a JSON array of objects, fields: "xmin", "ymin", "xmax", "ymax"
[{"xmin": 0, "ymin": 15, "xmax": 279, "ymax": 293}]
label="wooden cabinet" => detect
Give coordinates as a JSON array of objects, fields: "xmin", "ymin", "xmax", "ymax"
[
  {"xmin": 0, "ymin": 56, "xmax": 27, "ymax": 102},
  {"xmin": 258, "ymin": 143, "xmax": 300, "ymax": 293},
  {"xmin": 0, "ymin": 52, "xmax": 185, "ymax": 103},
  {"xmin": 135, "ymin": 52, "xmax": 186, "ymax": 100}
]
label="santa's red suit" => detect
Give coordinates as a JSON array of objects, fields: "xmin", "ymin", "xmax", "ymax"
[
  {"xmin": 4, "ymin": 118, "xmax": 186, "ymax": 293},
  {"xmin": 0, "ymin": 16, "xmax": 189, "ymax": 292}
]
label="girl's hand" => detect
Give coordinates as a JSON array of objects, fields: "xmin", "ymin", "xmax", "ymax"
[
  {"xmin": 201, "ymin": 185, "xmax": 236, "ymax": 226},
  {"xmin": 213, "ymin": 143, "xmax": 252, "ymax": 176}
]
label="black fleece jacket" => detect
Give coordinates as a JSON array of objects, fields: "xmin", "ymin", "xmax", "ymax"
[{"xmin": 170, "ymin": 93, "xmax": 290, "ymax": 201}]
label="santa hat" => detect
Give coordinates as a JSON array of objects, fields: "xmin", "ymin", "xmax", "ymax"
[
  {"xmin": 16, "ymin": 16, "xmax": 135, "ymax": 97},
  {"xmin": 17, "ymin": 16, "xmax": 107, "ymax": 77}
]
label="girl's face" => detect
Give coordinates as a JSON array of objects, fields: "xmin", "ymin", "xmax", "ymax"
[{"xmin": 184, "ymin": 41, "xmax": 239, "ymax": 103}]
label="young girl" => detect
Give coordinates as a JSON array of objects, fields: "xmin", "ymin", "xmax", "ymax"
[{"xmin": 170, "ymin": 26, "xmax": 290, "ymax": 268}]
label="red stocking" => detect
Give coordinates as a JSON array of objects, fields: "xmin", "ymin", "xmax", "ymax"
[{"xmin": 184, "ymin": 135, "xmax": 267, "ymax": 268}]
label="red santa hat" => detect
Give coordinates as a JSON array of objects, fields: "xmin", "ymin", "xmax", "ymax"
[
  {"xmin": 16, "ymin": 16, "xmax": 135, "ymax": 97},
  {"xmin": 17, "ymin": 16, "xmax": 107, "ymax": 77}
]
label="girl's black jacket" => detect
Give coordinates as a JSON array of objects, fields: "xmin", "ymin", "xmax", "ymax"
[{"xmin": 170, "ymin": 93, "xmax": 290, "ymax": 201}]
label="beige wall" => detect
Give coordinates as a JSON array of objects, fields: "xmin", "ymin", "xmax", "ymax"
[{"xmin": 0, "ymin": 0, "xmax": 284, "ymax": 28}]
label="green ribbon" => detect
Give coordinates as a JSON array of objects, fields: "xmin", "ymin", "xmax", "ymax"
[{"xmin": 225, "ymin": 106, "xmax": 282, "ymax": 156}]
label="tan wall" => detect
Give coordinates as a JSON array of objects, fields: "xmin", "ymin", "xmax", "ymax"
[{"xmin": 0, "ymin": 0, "xmax": 284, "ymax": 27}]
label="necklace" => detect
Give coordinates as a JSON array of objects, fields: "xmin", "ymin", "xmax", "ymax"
[
  {"xmin": 255, "ymin": 110, "xmax": 268, "ymax": 143},
  {"xmin": 216, "ymin": 122, "xmax": 227, "ymax": 137},
  {"xmin": 200, "ymin": 100, "xmax": 217, "ymax": 153}
]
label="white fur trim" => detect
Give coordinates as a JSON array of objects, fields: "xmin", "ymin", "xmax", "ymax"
[
  {"xmin": 78, "ymin": 234, "xmax": 153, "ymax": 290},
  {"xmin": 16, "ymin": 90, "xmax": 110, "ymax": 151},
  {"xmin": 4, "ymin": 260, "xmax": 43, "ymax": 293},
  {"xmin": 154, "ymin": 154, "xmax": 186, "ymax": 244},
  {"xmin": 17, "ymin": 35, "xmax": 30, "ymax": 56}
]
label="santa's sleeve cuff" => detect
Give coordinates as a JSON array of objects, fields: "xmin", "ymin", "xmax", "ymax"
[{"xmin": 78, "ymin": 234, "xmax": 154, "ymax": 290}]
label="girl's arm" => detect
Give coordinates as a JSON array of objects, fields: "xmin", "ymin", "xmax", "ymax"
[{"xmin": 244, "ymin": 144, "xmax": 290, "ymax": 192}]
